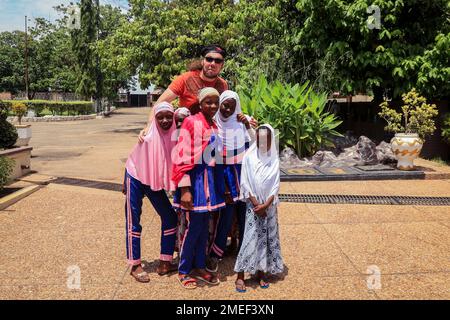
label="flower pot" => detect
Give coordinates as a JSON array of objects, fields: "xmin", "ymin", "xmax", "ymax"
[
  {"xmin": 14, "ymin": 124, "xmax": 32, "ymax": 147},
  {"xmin": 390, "ymin": 133, "xmax": 423, "ymax": 170}
]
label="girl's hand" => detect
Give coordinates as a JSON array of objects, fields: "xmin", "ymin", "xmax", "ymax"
[
  {"xmin": 249, "ymin": 117, "xmax": 258, "ymax": 129},
  {"xmin": 225, "ymin": 192, "xmax": 234, "ymax": 204},
  {"xmin": 237, "ymin": 113, "xmax": 250, "ymax": 129},
  {"xmin": 249, "ymin": 196, "xmax": 259, "ymax": 208},
  {"xmin": 253, "ymin": 204, "xmax": 267, "ymax": 218},
  {"xmin": 138, "ymin": 126, "xmax": 149, "ymax": 143},
  {"xmin": 180, "ymin": 187, "xmax": 193, "ymax": 210}
]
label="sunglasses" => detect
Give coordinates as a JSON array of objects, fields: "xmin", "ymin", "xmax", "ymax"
[{"xmin": 204, "ymin": 56, "xmax": 224, "ymax": 64}]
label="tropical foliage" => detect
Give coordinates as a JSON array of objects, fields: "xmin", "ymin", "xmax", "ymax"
[{"xmin": 239, "ymin": 76, "xmax": 343, "ymax": 157}]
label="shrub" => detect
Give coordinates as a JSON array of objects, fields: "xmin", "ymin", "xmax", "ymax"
[
  {"xmin": 0, "ymin": 156, "xmax": 14, "ymax": 190},
  {"xmin": 0, "ymin": 100, "xmax": 9, "ymax": 120},
  {"xmin": 442, "ymin": 113, "xmax": 450, "ymax": 144},
  {"xmin": 0, "ymin": 100, "xmax": 94, "ymax": 116},
  {"xmin": 11, "ymin": 102, "xmax": 27, "ymax": 124},
  {"xmin": 239, "ymin": 76, "xmax": 343, "ymax": 158},
  {"xmin": 378, "ymin": 88, "xmax": 439, "ymax": 141},
  {"xmin": 0, "ymin": 119, "xmax": 18, "ymax": 149}
]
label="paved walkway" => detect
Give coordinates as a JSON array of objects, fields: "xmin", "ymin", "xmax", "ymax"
[{"xmin": 1, "ymin": 108, "xmax": 449, "ymax": 299}]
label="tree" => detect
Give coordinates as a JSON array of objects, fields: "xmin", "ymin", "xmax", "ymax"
[
  {"xmin": 97, "ymin": 4, "xmax": 134, "ymax": 102},
  {"xmin": 71, "ymin": 0, "xmax": 100, "ymax": 100},
  {"xmin": 0, "ymin": 31, "xmax": 26, "ymax": 94},
  {"xmin": 290, "ymin": 0, "xmax": 450, "ymax": 100},
  {"xmin": 100, "ymin": 0, "xmax": 236, "ymax": 89}
]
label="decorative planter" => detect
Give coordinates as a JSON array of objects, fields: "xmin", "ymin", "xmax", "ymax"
[
  {"xmin": 0, "ymin": 146, "xmax": 33, "ymax": 180},
  {"xmin": 390, "ymin": 133, "xmax": 423, "ymax": 170},
  {"xmin": 14, "ymin": 124, "xmax": 32, "ymax": 147}
]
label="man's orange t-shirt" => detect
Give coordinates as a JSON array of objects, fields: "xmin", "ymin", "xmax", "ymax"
[{"xmin": 168, "ymin": 70, "xmax": 228, "ymax": 114}]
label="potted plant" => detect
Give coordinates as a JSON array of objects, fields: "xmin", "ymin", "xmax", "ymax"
[
  {"xmin": 378, "ymin": 88, "xmax": 438, "ymax": 170},
  {"xmin": 11, "ymin": 101, "xmax": 32, "ymax": 147}
]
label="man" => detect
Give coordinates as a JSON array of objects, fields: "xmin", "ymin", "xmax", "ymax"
[{"xmin": 138, "ymin": 45, "xmax": 229, "ymax": 141}]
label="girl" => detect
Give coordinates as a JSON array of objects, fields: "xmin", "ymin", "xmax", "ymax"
[
  {"xmin": 124, "ymin": 102, "xmax": 179, "ymax": 283},
  {"xmin": 234, "ymin": 124, "xmax": 284, "ymax": 292},
  {"xmin": 172, "ymin": 87, "xmax": 225, "ymax": 289},
  {"xmin": 206, "ymin": 90, "xmax": 255, "ymax": 273},
  {"xmin": 174, "ymin": 107, "xmax": 191, "ymax": 130},
  {"xmin": 173, "ymin": 107, "xmax": 191, "ymax": 258}
]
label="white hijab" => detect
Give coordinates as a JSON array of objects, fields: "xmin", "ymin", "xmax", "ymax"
[
  {"xmin": 240, "ymin": 124, "xmax": 280, "ymax": 206},
  {"xmin": 215, "ymin": 90, "xmax": 250, "ymax": 153}
]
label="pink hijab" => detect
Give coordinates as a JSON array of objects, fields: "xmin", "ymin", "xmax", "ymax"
[{"xmin": 125, "ymin": 102, "xmax": 176, "ymax": 191}]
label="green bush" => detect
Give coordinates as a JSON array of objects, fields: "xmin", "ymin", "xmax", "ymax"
[
  {"xmin": 442, "ymin": 113, "xmax": 450, "ymax": 144},
  {"xmin": 0, "ymin": 156, "xmax": 14, "ymax": 190},
  {"xmin": 1, "ymin": 100, "xmax": 94, "ymax": 116},
  {"xmin": 239, "ymin": 76, "xmax": 343, "ymax": 158},
  {"xmin": 0, "ymin": 119, "xmax": 18, "ymax": 149},
  {"xmin": 0, "ymin": 100, "xmax": 9, "ymax": 120}
]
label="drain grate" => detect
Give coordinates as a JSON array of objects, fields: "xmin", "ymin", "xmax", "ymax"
[
  {"xmin": 50, "ymin": 177, "xmax": 450, "ymax": 206},
  {"xmin": 52, "ymin": 177, "xmax": 123, "ymax": 192},
  {"xmin": 279, "ymin": 194, "xmax": 450, "ymax": 206}
]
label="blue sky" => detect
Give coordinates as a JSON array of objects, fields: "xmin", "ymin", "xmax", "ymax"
[{"xmin": 0, "ymin": 0, "xmax": 129, "ymax": 32}]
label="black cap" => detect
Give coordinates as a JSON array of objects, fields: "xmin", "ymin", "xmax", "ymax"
[{"xmin": 201, "ymin": 45, "xmax": 227, "ymax": 59}]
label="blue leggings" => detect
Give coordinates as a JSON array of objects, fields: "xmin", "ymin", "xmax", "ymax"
[
  {"xmin": 124, "ymin": 171, "xmax": 178, "ymax": 265},
  {"xmin": 210, "ymin": 201, "xmax": 246, "ymax": 258},
  {"xmin": 178, "ymin": 211, "xmax": 212, "ymax": 275}
]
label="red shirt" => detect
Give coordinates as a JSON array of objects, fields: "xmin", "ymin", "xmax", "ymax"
[{"xmin": 168, "ymin": 70, "xmax": 228, "ymax": 114}]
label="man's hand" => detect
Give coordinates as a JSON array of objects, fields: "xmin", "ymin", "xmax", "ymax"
[
  {"xmin": 138, "ymin": 126, "xmax": 149, "ymax": 143},
  {"xmin": 180, "ymin": 187, "xmax": 193, "ymax": 210}
]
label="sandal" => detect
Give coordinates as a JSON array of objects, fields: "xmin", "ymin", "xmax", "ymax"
[
  {"xmin": 235, "ymin": 279, "xmax": 246, "ymax": 293},
  {"xmin": 194, "ymin": 272, "xmax": 220, "ymax": 285},
  {"xmin": 157, "ymin": 263, "xmax": 178, "ymax": 276},
  {"xmin": 178, "ymin": 275, "xmax": 197, "ymax": 290},
  {"xmin": 259, "ymin": 278, "xmax": 270, "ymax": 289},
  {"xmin": 130, "ymin": 270, "xmax": 150, "ymax": 283}
]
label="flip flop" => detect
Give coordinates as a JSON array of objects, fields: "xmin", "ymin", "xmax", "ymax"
[
  {"xmin": 178, "ymin": 275, "xmax": 197, "ymax": 290},
  {"xmin": 259, "ymin": 278, "xmax": 270, "ymax": 289},
  {"xmin": 235, "ymin": 279, "xmax": 246, "ymax": 293},
  {"xmin": 194, "ymin": 272, "xmax": 220, "ymax": 285}
]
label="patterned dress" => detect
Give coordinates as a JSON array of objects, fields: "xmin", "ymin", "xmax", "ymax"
[{"xmin": 234, "ymin": 201, "xmax": 284, "ymax": 275}]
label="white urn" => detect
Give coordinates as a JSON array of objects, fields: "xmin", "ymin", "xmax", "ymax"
[
  {"xmin": 14, "ymin": 124, "xmax": 32, "ymax": 147},
  {"xmin": 390, "ymin": 133, "xmax": 423, "ymax": 170}
]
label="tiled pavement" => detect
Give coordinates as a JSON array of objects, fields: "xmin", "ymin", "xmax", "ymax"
[{"xmin": 1, "ymin": 108, "xmax": 448, "ymax": 299}]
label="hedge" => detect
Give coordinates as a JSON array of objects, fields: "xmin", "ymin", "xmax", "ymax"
[{"xmin": 0, "ymin": 100, "xmax": 94, "ymax": 117}]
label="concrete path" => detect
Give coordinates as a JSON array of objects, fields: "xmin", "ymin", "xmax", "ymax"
[{"xmin": 1, "ymin": 108, "xmax": 449, "ymax": 299}]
